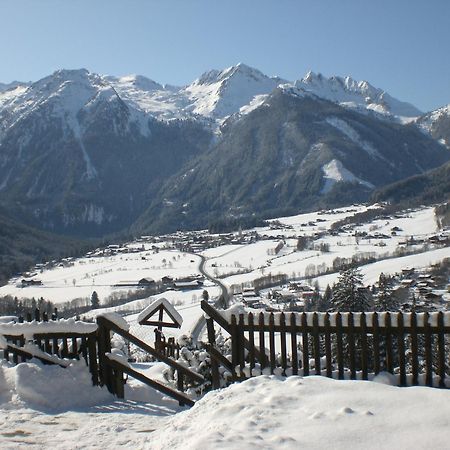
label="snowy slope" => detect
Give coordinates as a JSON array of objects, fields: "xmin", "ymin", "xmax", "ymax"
[
  {"xmin": 295, "ymin": 71, "xmax": 422, "ymax": 121},
  {"xmin": 182, "ymin": 63, "xmax": 285, "ymax": 119},
  {"xmin": 0, "ymin": 64, "xmax": 424, "ymax": 129}
]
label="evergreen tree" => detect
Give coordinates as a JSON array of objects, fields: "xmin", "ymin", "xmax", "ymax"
[
  {"xmin": 91, "ymin": 291, "xmax": 100, "ymax": 309},
  {"xmin": 331, "ymin": 268, "xmax": 370, "ymax": 312},
  {"xmin": 202, "ymin": 290, "xmax": 209, "ymax": 302},
  {"xmin": 374, "ymin": 273, "xmax": 399, "ymax": 311}
]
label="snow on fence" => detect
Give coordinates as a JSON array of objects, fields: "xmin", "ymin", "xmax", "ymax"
[
  {"xmin": 0, "ymin": 317, "xmax": 99, "ymax": 384},
  {"xmin": 202, "ymin": 301, "xmax": 450, "ymax": 389}
]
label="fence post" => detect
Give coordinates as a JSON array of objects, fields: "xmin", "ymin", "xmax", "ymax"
[
  {"xmin": 290, "ymin": 313, "xmax": 298, "ymax": 375},
  {"xmin": 397, "ymin": 312, "xmax": 406, "ymax": 386},
  {"xmin": 437, "ymin": 312, "xmax": 446, "ymax": 388},
  {"xmin": 424, "ymin": 312, "xmax": 433, "ymax": 387},
  {"xmin": 206, "ymin": 318, "xmax": 220, "ymax": 390},
  {"xmin": 301, "ymin": 313, "xmax": 309, "ymax": 376}
]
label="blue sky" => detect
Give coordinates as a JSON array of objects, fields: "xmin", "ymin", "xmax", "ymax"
[{"xmin": 1, "ymin": 0, "xmax": 449, "ymax": 111}]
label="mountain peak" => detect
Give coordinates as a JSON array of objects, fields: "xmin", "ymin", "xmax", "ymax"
[{"xmin": 296, "ymin": 71, "xmax": 421, "ymax": 119}]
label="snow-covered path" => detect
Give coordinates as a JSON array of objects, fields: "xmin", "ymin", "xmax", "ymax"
[{"xmin": 0, "ymin": 404, "xmax": 170, "ymax": 449}]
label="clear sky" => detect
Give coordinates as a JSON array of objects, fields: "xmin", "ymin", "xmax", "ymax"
[{"xmin": 1, "ymin": 0, "xmax": 449, "ymax": 112}]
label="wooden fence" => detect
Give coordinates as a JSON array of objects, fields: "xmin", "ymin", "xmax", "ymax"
[
  {"xmin": 96, "ymin": 316, "xmax": 204, "ymax": 406},
  {"xmin": 2, "ymin": 330, "xmax": 98, "ymax": 383},
  {"xmin": 202, "ymin": 301, "xmax": 450, "ymax": 389}
]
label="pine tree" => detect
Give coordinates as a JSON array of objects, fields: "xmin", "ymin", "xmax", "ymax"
[
  {"xmin": 91, "ymin": 291, "xmax": 100, "ymax": 309},
  {"xmin": 374, "ymin": 273, "xmax": 399, "ymax": 311},
  {"xmin": 331, "ymin": 268, "xmax": 370, "ymax": 312}
]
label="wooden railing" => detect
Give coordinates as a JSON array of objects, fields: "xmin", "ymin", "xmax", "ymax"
[
  {"xmin": 202, "ymin": 301, "xmax": 450, "ymax": 389},
  {"xmin": 96, "ymin": 316, "xmax": 204, "ymax": 406}
]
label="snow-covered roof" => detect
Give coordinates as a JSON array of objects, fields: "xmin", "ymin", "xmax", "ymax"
[{"xmin": 137, "ymin": 297, "xmax": 183, "ymax": 328}]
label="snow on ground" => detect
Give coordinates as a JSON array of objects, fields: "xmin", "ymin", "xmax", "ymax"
[
  {"xmin": 0, "ymin": 249, "xmax": 201, "ymax": 305},
  {"xmin": 2, "ymin": 362, "xmax": 448, "ymax": 450},
  {"xmin": 151, "ymin": 375, "xmax": 450, "ymax": 450},
  {"xmin": 315, "ymin": 246, "xmax": 450, "ymax": 288}
]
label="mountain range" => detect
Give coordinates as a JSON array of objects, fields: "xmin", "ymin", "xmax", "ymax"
[{"xmin": 0, "ymin": 63, "xmax": 449, "ymax": 237}]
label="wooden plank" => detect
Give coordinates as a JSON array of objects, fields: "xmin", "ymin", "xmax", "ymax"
[
  {"xmin": 348, "ymin": 313, "xmax": 356, "ymax": 380},
  {"xmin": 385, "ymin": 313, "xmax": 393, "ymax": 374},
  {"xmin": 88, "ymin": 334, "xmax": 99, "ymax": 386},
  {"xmin": 360, "ymin": 312, "xmax": 368, "ymax": 380},
  {"xmin": 259, "ymin": 312, "xmax": 266, "ymax": 370},
  {"xmin": 248, "ymin": 313, "xmax": 255, "ymax": 374},
  {"xmin": 411, "ymin": 312, "xmax": 419, "ymax": 386},
  {"xmin": 324, "ymin": 313, "xmax": 332, "ymax": 378},
  {"xmin": 437, "ymin": 311, "xmax": 446, "ymax": 389},
  {"xmin": 207, "ymin": 344, "xmax": 235, "ymax": 375},
  {"xmin": 280, "ymin": 312, "xmax": 287, "ymax": 374},
  {"xmin": 424, "ymin": 311, "xmax": 433, "ymax": 387},
  {"xmin": 238, "ymin": 314, "xmax": 246, "ymax": 377},
  {"xmin": 269, "ymin": 313, "xmax": 276, "ymax": 374},
  {"xmin": 97, "ymin": 316, "xmax": 204, "ymax": 384},
  {"xmin": 397, "ymin": 312, "xmax": 406, "ymax": 387},
  {"xmin": 290, "ymin": 313, "xmax": 298, "ymax": 375},
  {"xmin": 106, "ymin": 357, "xmax": 195, "ymax": 407},
  {"xmin": 231, "ymin": 315, "xmax": 239, "ymax": 375},
  {"xmin": 312, "ymin": 312, "xmax": 321, "ymax": 375},
  {"xmin": 336, "ymin": 313, "xmax": 344, "ymax": 380},
  {"xmin": 301, "ymin": 313, "xmax": 309, "ymax": 377},
  {"xmin": 206, "ymin": 318, "xmax": 220, "ymax": 390}
]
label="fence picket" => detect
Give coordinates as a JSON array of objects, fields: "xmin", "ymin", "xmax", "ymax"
[
  {"xmin": 290, "ymin": 313, "xmax": 298, "ymax": 375},
  {"xmin": 280, "ymin": 313, "xmax": 287, "ymax": 374},
  {"xmin": 437, "ymin": 312, "xmax": 446, "ymax": 389},
  {"xmin": 259, "ymin": 312, "xmax": 266, "ymax": 370},
  {"xmin": 397, "ymin": 312, "xmax": 406, "ymax": 387},
  {"xmin": 411, "ymin": 312, "xmax": 419, "ymax": 386},
  {"xmin": 372, "ymin": 312, "xmax": 380, "ymax": 375},
  {"xmin": 424, "ymin": 312, "xmax": 433, "ymax": 387},
  {"xmin": 312, "ymin": 313, "xmax": 321, "ymax": 376},
  {"xmin": 385, "ymin": 313, "xmax": 393, "ymax": 374},
  {"xmin": 360, "ymin": 312, "xmax": 368, "ymax": 380},
  {"xmin": 248, "ymin": 313, "xmax": 255, "ymax": 374},
  {"xmin": 301, "ymin": 313, "xmax": 309, "ymax": 377},
  {"xmin": 324, "ymin": 313, "xmax": 332, "ymax": 378},
  {"xmin": 336, "ymin": 313, "xmax": 344, "ymax": 379},
  {"xmin": 269, "ymin": 313, "xmax": 276, "ymax": 374},
  {"xmin": 348, "ymin": 313, "xmax": 356, "ymax": 380}
]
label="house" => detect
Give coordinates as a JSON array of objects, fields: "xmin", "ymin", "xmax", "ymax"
[
  {"xmin": 21, "ymin": 279, "xmax": 42, "ymax": 287},
  {"xmin": 138, "ymin": 278, "xmax": 155, "ymax": 286}
]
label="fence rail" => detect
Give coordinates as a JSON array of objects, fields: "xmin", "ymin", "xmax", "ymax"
[{"xmin": 202, "ymin": 301, "xmax": 450, "ymax": 389}]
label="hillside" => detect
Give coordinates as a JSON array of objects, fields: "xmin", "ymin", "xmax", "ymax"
[
  {"xmin": 134, "ymin": 88, "xmax": 449, "ymax": 234},
  {"xmin": 373, "ymin": 161, "xmax": 450, "ymax": 205},
  {"xmin": 0, "ymin": 65, "xmax": 448, "ymax": 238},
  {"xmin": 0, "ymin": 209, "xmax": 91, "ymax": 285}
]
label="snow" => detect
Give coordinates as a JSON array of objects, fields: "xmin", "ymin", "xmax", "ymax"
[
  {"xmin": 296, "ymin": 71, "xmax": 422, "ymax": 120},
  {"xmin": 322, "ymin": 159, "xmax": 374, "ymax": 193},
  {"xmin": 0, "ymin": 319, "xmax": 97, "ymax": 339},
  {"xmin": 315, "ymin": 246, "xmax": 450, "ymax": 288},
  {"xmin": 1, "ymin": 359, "xmax": 449, "ymax": 449},
  {"xmin": 0, "ymin": 360, "xmax": 112, "ymax": 411},
  {"xmin": 325, "ymin": 116, "xmax": 384, "ymax": 160},
  {"xmin": 150, "ymin": 375, "xmax": 450, "ymax": 450},
  {"xmin": 0, "ymin": 248, "xmax": 202, "ymax": 304},
  {"xmin": 98, "ymin": 312, "xmax": 130, "ymax": 331}
]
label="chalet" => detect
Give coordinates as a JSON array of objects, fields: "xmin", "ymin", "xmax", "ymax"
[
  {"xmin": 173, "ymin": 280, "xmax": 202, "ymax": 290},
  {"xmin": 138, "ymin": 277, "xmax": 155, "ymax": 286}
]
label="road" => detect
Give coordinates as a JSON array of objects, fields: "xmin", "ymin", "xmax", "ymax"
[{"xmin": 190, "ymin": 254, "xmax": 230, "ymax": 343}]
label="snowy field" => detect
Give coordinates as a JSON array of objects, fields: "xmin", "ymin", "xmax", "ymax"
[
  {"xmin": 214, "ymin": 206, "xmax": 445, "ymax": 289},
  {"xmin": 0, "ymin": 249, "xmax": 201, "ymax": 305},
  {"xmin": 0, "ymin": 360, "xmax": 449, "ymax": 449}
]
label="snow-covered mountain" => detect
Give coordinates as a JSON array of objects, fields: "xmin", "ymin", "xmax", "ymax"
[
  {"xmin": 0, "ymin": 64, "xmax": 447, "ymax": 236},
  {"xmin": 416, "ymin": 103, "xmax": 450, "ymax": 148},
  {"xmin": 294, "ymin": 71, "xmax": 422, "ymax": 121}
]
